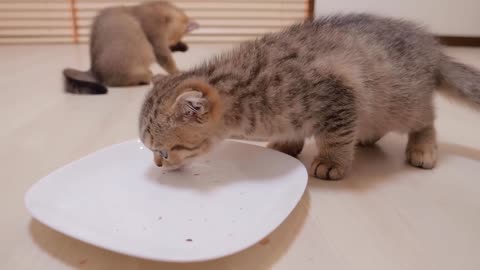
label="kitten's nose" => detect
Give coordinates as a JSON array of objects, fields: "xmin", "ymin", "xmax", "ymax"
[{"xmin": 154, "ymin": 155, "xmax": 163, "ymax": 167}]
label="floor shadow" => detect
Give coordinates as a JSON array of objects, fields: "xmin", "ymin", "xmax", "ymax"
[
  {"xmin": 298, "ymin": 137, "xmax": 480, "ymax": 192},
  {"xmin": 29, "ymin": 192, "xmax": 310, "ymax": 270},
  {"xmin": 297, "ymin": 137, "xmax": 405, "ymax": 191}
]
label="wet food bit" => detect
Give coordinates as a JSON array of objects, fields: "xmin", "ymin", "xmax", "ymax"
[{"xmin": 259, "ymin": 237, "xmax": 270, "ymax": 245}]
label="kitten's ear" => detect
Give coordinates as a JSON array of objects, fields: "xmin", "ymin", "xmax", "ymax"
[
  {"xmin": 174, "ymin": 90, "xmax": 210, "ymax": 123},
  {"xmin": 186, "ymin": 20, "xmax": 199, "ymax": 32},
  {"xmin": 173, "ymin": 79, "xmax": 222, "ymax": 124}
]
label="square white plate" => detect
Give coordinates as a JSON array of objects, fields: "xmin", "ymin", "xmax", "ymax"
[{"xmin": 25, "ymin": 140, "xmax": 308, "ymax": 262}]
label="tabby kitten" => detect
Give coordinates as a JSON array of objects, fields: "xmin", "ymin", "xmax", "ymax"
[
  {"xmin": 64, "ymin": 1, "xmax": 198, "ymax": 94},
  {"xmin": 139, "ymin": 14, "xmax": 480, "ymax": 180}
]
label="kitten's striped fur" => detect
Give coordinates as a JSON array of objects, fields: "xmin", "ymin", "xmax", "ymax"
[{"xmin": 139, "ymin": 14, "xmax": 480, "ymax": 180}]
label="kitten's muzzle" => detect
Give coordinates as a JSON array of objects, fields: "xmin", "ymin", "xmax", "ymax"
[{"xmin": 154, "ymin": 154, "xmax": 163, "ymax": 167}]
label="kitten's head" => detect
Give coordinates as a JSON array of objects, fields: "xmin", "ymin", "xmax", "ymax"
[
  {"xmin": 139, "ymin": 78, "xmax": 223, "ymax": 169},
  {"xmin": 149, "ymin": 1, "xmax": 199, "ymax": 46}
]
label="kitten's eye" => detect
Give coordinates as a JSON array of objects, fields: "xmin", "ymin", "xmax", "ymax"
[{"xmin": 159, "ymin": 150, "xmax": 169, "ymax": 159}]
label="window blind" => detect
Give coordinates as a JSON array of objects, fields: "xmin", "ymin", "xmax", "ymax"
[{"xmin": 0, "ymin": 0, "xmax": 310, "ymax": 44}]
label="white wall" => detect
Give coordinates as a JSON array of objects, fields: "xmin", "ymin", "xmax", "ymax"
[{"xmin": 314, "ymin": 0, "xmax": 480, "ymax": 36}]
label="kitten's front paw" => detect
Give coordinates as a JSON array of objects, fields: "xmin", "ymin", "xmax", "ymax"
[
  {"xmin": 311, "ymin": 159, "xmax": 347, "ymax": 180},
  {"xmin": 406, "ymin": 145, "xmax": 437, "ymax": 169}
]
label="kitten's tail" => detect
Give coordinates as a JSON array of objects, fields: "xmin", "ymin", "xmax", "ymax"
[
  {"xmin": 63, "ymin": 68, "xmax": 108, "ymax": 95},
  {"xmin": 438, "ymin": 57, "xmax": 480, "ymax": 110}
]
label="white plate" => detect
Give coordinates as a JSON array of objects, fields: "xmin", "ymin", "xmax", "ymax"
[{"xmin": 25, "ymin": 140, "xmax": 308, "ymax": 262}]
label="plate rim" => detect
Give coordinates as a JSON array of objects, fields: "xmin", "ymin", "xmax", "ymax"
[{"xmin": 25, "ymin": 139, "xmax": 308, "ymax": 262}]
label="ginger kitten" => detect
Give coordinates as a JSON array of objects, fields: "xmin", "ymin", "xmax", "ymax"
[
  {"xmin": 64, "ymin": 1, "xmax": 198, "ymax": 94},
  {"xmin": 139, "ymin": 14, "xmax": 480, "ymax": 180}
]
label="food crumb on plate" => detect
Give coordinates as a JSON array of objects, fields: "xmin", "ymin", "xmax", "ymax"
[
  {"xmin": 186, "ymin": 238, "xmax": 193, "ymax": 242},
  {"xmin": 259, "ymin": 237, "xmax": 270, "ymax": 245},
  {"xmin": 194, "ymin": 173, "xmax": 200, "ymax": 176},
  {"xmin": 157, "ymin": 216, "xmax": 162, "ymax": 221}
]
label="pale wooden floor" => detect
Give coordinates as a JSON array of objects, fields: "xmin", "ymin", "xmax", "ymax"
[{"xmin": 1, "ymin": 44, "xmax": 480, "ymax": 270}]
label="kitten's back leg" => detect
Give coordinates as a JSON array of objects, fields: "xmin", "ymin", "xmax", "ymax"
[
  {"xmin": 406, "ymin": 125, "xmax": 437, "ymax": 169},
  {"xmin": 128, "ymin": 67, "xmax": 153, "ymax": 85}
]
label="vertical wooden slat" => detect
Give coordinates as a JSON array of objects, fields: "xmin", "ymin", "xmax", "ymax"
[
  {"xmin": 69, "ymin": 0, "xmax": 79, "ymax": 43},
  {"xmin": 307, "ymin": 0, "xmax": 314, "ymax": 20}
]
